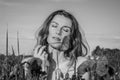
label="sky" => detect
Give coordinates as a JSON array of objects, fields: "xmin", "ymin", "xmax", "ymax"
[{"xmin": 0, "ymin": 0, "xmax": 120, "ymax": 55}]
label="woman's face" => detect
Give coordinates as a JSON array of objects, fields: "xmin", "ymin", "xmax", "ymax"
[{"xmin": 47, "ymin": 15, "xmax": 72, "ymax": 50}]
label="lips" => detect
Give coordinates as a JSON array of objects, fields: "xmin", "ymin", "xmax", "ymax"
[{"xmin": 52, "ymin": 37, "xmax": 61, "ymax": 41}]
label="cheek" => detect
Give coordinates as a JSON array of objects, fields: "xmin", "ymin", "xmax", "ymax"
[
  {"xmin": 49, "ymin": 27, "xmax": 56, "ymax": 35},
  {"xmin": 47, "ymin": 33, "xmax": 52, "ymax": 40},
  {"xmin": 47, "ymin": 34, "xmax": 51, "ymax": 44},
  {"xmin": 47, "ymin": 33, "xmax": 54, "ymax": 44},
  {"xmin": 62, "ymin": 32, "xmax": 71, "ymax": 39}
]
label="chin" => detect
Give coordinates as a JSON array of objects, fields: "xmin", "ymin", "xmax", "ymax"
[{"xmin": 51, "ymin": 44, "xmax": 61, "ymax": 49}]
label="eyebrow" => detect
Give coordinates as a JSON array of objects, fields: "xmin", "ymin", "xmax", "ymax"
[
  {"xmin": 51, "ymin": 21, "xmax": 59, "ymax": 25},
  {"xmin": 63, "ymin": 26, "xmax": 71, "ymax": 29}
]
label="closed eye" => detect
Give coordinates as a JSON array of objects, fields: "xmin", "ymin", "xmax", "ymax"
[
  {"xmin": 50, "ymin": 21, "xmax": 58, "ymax": 28},
  {"xmin": 63, "ymin": 28, "xmax": 70, "ymax": 32},
  {"xmin": 62, "ymin": 27, "xmax": 71, "ymax": 32},
  {"xmin": 52, "ymin": 24, "xmax": 57, "ymax": 28}
]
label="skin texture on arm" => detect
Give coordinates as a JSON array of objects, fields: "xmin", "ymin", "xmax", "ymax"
[{"xmin": 82, "ymin": 71, "xmax": 89, "ymax": 80}]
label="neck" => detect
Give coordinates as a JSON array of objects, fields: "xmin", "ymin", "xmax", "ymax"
[{"xmin": 48, "ymin": 45, "xmax": 65, "ymax": 63}]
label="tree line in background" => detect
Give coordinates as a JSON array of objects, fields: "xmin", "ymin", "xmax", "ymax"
[{"xmin": 0, "ymin": 46, "xmax": 120, "ymax": 80}]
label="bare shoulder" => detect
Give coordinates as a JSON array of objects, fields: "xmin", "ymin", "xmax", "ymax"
[
  {"xmin": 21, "ymin": 57, "xmax": 33, "ymax": 63},
  {"xmin": 76, "ymin": 56, "xmax": 90, "ymax": 80},
  {"xmin": 76, "ymin": 56, "xmax": 87, "ymax": 67}
]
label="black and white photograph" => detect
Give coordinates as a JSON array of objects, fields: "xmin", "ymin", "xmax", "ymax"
[{"xmin": 0, "ymin": 0, "xmax": 120, "ymax": 80}]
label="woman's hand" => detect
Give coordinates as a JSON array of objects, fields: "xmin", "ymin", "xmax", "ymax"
[
  {"xmin": 33, "ymin": 45, "xmax": 48, "ymax": 60},
  {"xmin": 33, "ymin": 45, "xmax": 49, "ymax": 71}
]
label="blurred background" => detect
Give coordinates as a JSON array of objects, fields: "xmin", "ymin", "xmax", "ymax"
[{"xmin": 0, "ymin": 0, "xmax": 120, "ymax": 55}]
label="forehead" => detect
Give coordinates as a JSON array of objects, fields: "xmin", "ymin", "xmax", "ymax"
[{"xmin": 51, "ymin": 15, "xmax": 72, "ymax": 27}]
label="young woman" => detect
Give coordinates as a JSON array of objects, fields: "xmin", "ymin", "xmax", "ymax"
[{"xmin": 33, "ymin": 9, "xmax": 90, "ymax": 80}]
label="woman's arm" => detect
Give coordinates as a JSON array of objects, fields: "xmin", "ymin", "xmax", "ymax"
[
  {"xmin": 82, "ymin": 72, "xmax": 89, "ymax": 80},
  {"xmin": 33, "ymin": 45, "xmax": 49, "ymax": 71}
]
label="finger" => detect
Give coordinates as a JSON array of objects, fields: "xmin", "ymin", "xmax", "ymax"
[
  {"xmin": 36, "ymin": 51, "xmax": 46, "ymax": 60},
  {"xmin": 33, "ymin": 46, "xmax": 42, "ymax": 57},
  {"xmin": 34, "ymin": 45, "xmax": 42, "ymax": 55},
  {"xmin": 44, "ymin": 53, "xmax": 48, "ymax": 59},
  {"xmin": 41, "ymin": 51, "xmax": 46, "ymax": 59},
  {"xmin": 41, "ymin": 51, "xmax": 48, "ymax": 59},
  {"xmin": 39, "ymin": 46, "xmax": 46, "ymax": 55}
]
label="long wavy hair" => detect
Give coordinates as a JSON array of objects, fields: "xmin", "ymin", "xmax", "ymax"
[{"xmin": 35, "ymin": 10, "xmax": 89, "ymax": 61}]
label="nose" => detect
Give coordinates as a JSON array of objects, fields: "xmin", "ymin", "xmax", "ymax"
[{"xmin": 56, "ymin": 28, "xmax": 62, "ymax": 36}]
